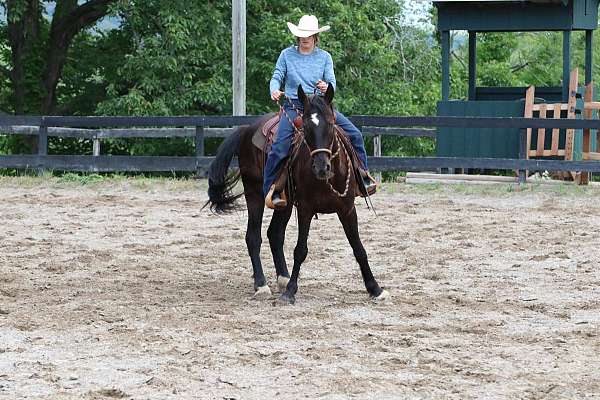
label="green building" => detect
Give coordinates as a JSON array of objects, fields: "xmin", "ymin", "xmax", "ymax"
[{"xmin": 434, "ymin": 0, "xmax": 599, "ymax": 160}]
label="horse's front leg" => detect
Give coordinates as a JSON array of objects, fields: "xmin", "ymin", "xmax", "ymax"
[
  {"xmin": 267, "ymin": 205, "xmax": 293, "ymax": 292},
  {"xmin": 279, "ymin": 208, "xmax": 313, "ymax": 304},
  {"xmin": 243, "ymin": 186, "xmax": 270, "ymax": 298},
  {"xmin": 338, "ymin": 206, "xmax": 389, "ymax": 301}
]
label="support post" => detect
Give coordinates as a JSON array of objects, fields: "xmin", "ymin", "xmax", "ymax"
[
  {"xmin": 195, "ymin": 126, "xmax": 205, "ymax": 177},
  {"xmin": 563, "ymin": 30, "xmax": 571, "ymax": 102},
  {"xmin": 232, "ymin": 0, "xmax": 246, "ymax": 116},
  {"xmin": 584, "ymin": 31, "xmax": 592, "ymax": 187},
  {"xmin": 373, "ymin": 134, "xmax": 382, "ymax": 183},
  {"xmin": 38, "ymin": 119, "xmax": 47, "ymax": 175},
  {"xmin": 93, "ymin": 138, "xmax": 101, "ymax": 156},
  {"xmin": 468, "ymin": 31, "xmax": 477, "ymax": 101},
  {"xmin": 583, "ymin": 30, "xmax": 593, "ymax": 185},
  {"xmin": 585, "ymin": 30, "xmax": 593, "ymax": 85},
  {"xmin": 441, "ymin": 30, "xmax": 451, "ymax": 101},
  {"xmin": 518, "ymin": 128, "xmax": 527, "ymax": 185},
  {"xmin": 441, "ymin": 30, "xmax": 451, "ymax": 174}
]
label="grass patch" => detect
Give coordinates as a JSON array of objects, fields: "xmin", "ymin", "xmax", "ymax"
[
  {"xmin": 57, "ymin": 172, "xmax": 106, "ymax": 185},
  {"xmin": 1, "ymin": 173, "xmax": 600, "ymax": 198},
  {"xmin": 0, "ymin": 172, "xmax": 203, "ymax": 192}
]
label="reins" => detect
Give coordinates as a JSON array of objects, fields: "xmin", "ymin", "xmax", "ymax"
[{"xmin": 325, "ymin": 132, "xmax": 352, "ymax": 198}]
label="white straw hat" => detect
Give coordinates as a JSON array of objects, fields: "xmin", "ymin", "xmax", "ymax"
[{"xmin": 287, "ymin": 15, "xmax": 330, "ymax": 38}]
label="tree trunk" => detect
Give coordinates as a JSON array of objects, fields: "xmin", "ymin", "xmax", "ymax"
[
  {"xmin": 6, "ymin": 0, "xmax": 41, "ymax": 152},
  {"xmin": 7, "ymin": 0, "xmax": 41, "ymax": 115},
  {"xmin": 5, "ymin": 0, "xmax": 113, "ymax": 154},
  {"xmin": 41, "ymin": 0, "xmax": 114, "ymax": 115}
]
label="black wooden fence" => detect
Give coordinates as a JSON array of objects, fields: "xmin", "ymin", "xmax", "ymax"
[{"xmin": 2, "ymin": 115, "xmax": 600, "ymax": 184}]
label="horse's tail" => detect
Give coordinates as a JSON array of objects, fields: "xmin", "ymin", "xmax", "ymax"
[{"xmin": 203, "ymin": 128, "xmax": 244, "ymax": 213}]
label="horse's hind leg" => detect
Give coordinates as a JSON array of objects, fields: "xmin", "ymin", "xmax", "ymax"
[
  {"xmin": 267, "ymin": 206, "xmax": 292, "ymax": 292},
  {"xmin": 244, "ymin": 187, "xmax": 270, "ymax": 298},
  {"xmin": 338, "ymin": 207, "xmax": 389, "ymax": 301}
]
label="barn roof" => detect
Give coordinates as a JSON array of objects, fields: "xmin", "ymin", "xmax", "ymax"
[{"xmin": 435, "ymin": 0, "xmax": 598, "ymax": 32}]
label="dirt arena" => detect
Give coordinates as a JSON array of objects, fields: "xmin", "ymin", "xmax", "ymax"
[{"xmin": 1, "ymin": 176, "xmax": 599, "ymax": 399}]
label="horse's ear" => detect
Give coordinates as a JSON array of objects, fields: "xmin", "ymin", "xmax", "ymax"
[
  {"xmin": 324, "ymin": 83, "xmax": 334, "ymax": 104},
  {"xmin": 298, "ymin": 84, "xmax": 310, "ymax": 112}
]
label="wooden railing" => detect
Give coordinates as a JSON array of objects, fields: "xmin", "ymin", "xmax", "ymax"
[{"xmin": 1, "ymin": 115, "xmax": 600, "ymax": 184}]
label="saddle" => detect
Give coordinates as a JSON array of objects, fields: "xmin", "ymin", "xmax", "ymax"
[{"xmin": 252, "ymin": 111, "xmax": 281, "ymax": 155}]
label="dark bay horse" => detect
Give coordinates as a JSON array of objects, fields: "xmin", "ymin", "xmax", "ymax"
[{"xmin": 204, "ymin": 84, "xmax": 388, "ymax": 304}]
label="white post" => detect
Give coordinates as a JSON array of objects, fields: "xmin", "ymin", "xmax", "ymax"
[
  {"xmin": 93, "ymin": 138, "xmax": 100, "ymax": 156},
  {"xmin": 373, "ymin": 134, "xmax": 382, "ymax": 183},
  {"xmin": 232, "ymin": 0, "xmax": 246, "ymax": 116}
]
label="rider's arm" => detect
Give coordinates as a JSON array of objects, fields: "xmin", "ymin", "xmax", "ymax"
[
  {"xmin": 323, "ymin": 52, "xmax": 336, "ymax": 91},
  {"xmin": 270, "ymin": 50, "xmax": 287, "ymax": 96}
]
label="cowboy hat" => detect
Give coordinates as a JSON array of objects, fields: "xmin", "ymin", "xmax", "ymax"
[{"xmin": 287, "ymin": 15, "xmax": 330, "ymax": 38}]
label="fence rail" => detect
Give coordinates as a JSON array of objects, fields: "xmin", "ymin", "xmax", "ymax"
[
  {"xmin": 6, "ymin": 115, "xmax": 600, "ymax": 129},
  {"xmin": 3, "ymin": 155, "xmax": 600, "ymax": 175},
  {"xmin": 0, "ymin": 125, "xmax": 436, "ymax": 139},
  {"xmin": 1, "ymin": 115, "xmax": 600, "ymax": 183}
]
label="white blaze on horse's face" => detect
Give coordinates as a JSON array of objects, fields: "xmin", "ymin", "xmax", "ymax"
[{"xmin": 310, "ymin": 113, "xmax": 320, "ymax": 126}]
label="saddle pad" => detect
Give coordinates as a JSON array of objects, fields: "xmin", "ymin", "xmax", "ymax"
[{"xmin": 252, "ymin": 112, "xmax": 279, "ymax": 153}]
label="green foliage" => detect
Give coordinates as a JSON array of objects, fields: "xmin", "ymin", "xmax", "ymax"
[
  {"xmin": 100, "ymin": 138, "xmax": 194, "ymax": 156},
  {"xmin": 0, "ymin": 134, "xmax": 30, "ymax": 155},
  {"xmin": 0, "ymin": 10, "xmax": 48, "ymax": 114},
  {"xmin": 245, "ymin": 0, "xmax": 440, "ymax": 117},
  {"xmin": 96, "ymin": 0, "xmax": 232, "ymax": 116},
  {"xmin": 449, "ymin": 30, "xmax": 593, "ymax": 97},
  {"xmin": 94, "ymin": 0, "xmax": 433, "ymax": 118},
  {"xmin": 57, "ymin": 172, "xmax": 106, "ymax": 185},
  {"xmin": 89, "ymin": 0, "xmax": 442, "ymax": 156},
  {"xmin": 58, "ymin": 29, "xmax": 132, "ymax": 115}
]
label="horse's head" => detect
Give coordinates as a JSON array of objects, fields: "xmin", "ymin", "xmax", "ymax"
[{"xmin": 298, "ymin": 83, "xmax": 336, "ymax": 181}]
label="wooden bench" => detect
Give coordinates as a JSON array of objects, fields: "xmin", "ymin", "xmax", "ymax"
[{"xmin": 524, "ymin": 69, "xmax": 580, "ymax": 181}]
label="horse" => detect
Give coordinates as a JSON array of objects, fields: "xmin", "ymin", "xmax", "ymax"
[{"xmin": 204, "ymin": 83, "xmax": 388, "ymax": 304}]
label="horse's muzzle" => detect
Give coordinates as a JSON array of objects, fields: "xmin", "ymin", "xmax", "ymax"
[{"xmin": 312, "ymin": 160, "xmax": 333, "ymax": 180}]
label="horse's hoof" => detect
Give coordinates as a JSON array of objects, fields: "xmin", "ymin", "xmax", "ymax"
[
  {"xmin": 278, "ymin": 293, "xmax": 295, "ymax": 305},
  {"xmin": 277, "ymin": 276, "xmax": 290, "ymax": 292},
  {"xmin": 372, "ymin": 289, "xmax": 390, "ymax": 303},
  {"xmin": 253, "ymin": 285, "xmax": 272, "ymax": 299}
]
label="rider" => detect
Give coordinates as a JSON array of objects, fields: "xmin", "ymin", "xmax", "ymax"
[{"xmin": 264, "ymin": 14, "xmax": 377, "ymax": 209}]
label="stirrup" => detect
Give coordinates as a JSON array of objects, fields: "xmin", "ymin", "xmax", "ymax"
[
  {"xmin": 265, "ymin": 185, "xmax": 288, "ymax": 209},
  {"xmin": 359, "ymin": 171, "xmax": 378, "ymax": 197}
]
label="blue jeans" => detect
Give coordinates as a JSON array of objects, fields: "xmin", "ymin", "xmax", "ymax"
[{"xmin": 263, "ymin": 100, "xmax": 369, "ymax": 197}]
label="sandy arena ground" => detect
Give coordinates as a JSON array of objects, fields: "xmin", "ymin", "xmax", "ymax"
[{"xmin": 0, "ymin": 176, "xmax": 599, "ymax": 399}]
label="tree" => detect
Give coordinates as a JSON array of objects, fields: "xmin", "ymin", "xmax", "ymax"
[
  {"xmin": 98, "ymin": 0, "xmax": 444, "ymax": 118},
  {"xmin": 95, "ymin": 0, "xmax": 443, "ymax": 157},
  {"xmin": 1, "ymin": 0, "xmax": 443, "ymax": 158},
  {"xmin": 96, "ymin": 0, "xmax": 232, "ymax": 116},
  {"xmin": 0, "ymin": 0, "xmax": 115, "ymax": 115}
]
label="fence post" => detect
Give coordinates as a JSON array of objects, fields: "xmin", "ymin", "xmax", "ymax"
[
  {"xmin": 373, "ymin": 134, "xmax": 382, "ymax": 183},
  {"xmin": 38, "ymin": 118, "xmax": 48, "ymax": 175},
  {"xmin": 93, "ymin": 137, "xmax": 101, "ymax": 157},
  {"xmin": 518, "ymin": 128, "xmax": 527, "ymax": 184},
  {"xmin": 195, "ymin": 125, "xmax": 205, "ymax": 177}
]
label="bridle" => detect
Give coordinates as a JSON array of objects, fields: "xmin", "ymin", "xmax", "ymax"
[
  {"xmin": 277, "ymin": 96, "xmax": 352, "ymax": 197},
  {"xmin": 277, "ymin": 96, "xmax": 337, "ymax": 158},
  {"xmin": 309, "ymin": 147, "xmax": 332, "ymax": 157},
  {"xmin": 308, "ymin": 123, "xmax": 337, "ymax": 160}
]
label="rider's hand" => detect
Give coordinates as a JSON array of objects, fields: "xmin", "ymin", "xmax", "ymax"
[
  {"xmin": 271, "ymin": 90, "xmax": 284, "ymax": 101},
  {"xmin": 316, "ymin": 80, "xmax": 328, "ymax": 94}
]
